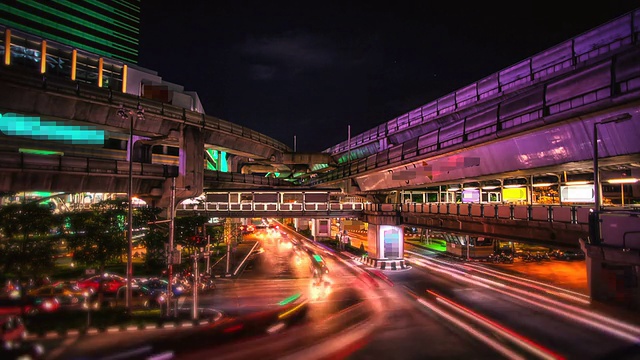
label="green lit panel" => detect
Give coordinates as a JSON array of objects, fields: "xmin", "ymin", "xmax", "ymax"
[
  {"xmin": 53, "ymin": 0, "xmax": 139, "ymax": 34},
  {"xmin": 0, "ymin": 5, "xmax": 138, "ymax": 56},
  {"xmin": 205, "ymin": 149, "xmax": 218, "ymax": 171},
  {"xmin": 31, "ymin": 191, "xmax": 53, "ymax": 197},
  {"xmin": 19, "ymin": 148, "xmax": 64, "ymax": 156},
  {"xmin": 85, "ymin": 0, "xmax": 140, "ymax": 24},
  {"xmin": 1, "ymin": 0, "xmax": 140, "ymax": 63},
  {"xmin": 19, "ymin": 0, "xmax": 138, "ymax": 44},
  {"xmin": 312, "ymin": 254, "xmax": 323, "ymax": 263},
  {"xmin": 311, "ymin": 163, "xmax": 329, "ymax": 172},
  {"xmin": 205, "ymin": 149, "xmax": 229, "ymax": 172},
  {"xmin": 0, "ymin": 17, "xmax": 121, "ymax": 60},
  {"xmin": 219, "ymin": 151, "xmax": 228, "ymax": 172},
  {"xmin": 1, "ymin": 113, "xmax": 105, "ymax": 144}
]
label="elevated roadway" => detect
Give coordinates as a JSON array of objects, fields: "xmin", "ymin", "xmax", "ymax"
[{"xmin": 313, "ymin": 9, "xmax": 640, "ymax": 194}]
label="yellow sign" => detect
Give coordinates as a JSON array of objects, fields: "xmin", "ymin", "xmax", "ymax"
[{"xmin": 502, "ymin": 188, "xmax": 527, "ymax": 201}]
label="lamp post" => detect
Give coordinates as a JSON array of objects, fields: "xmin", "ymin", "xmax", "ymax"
[
  {"xmin": 166, "ymin": 182, "xmax": 190, "ymax": 317},
  {"xmin": 592, "ymin": 113, "xmax": 632, "ymax": 243},
  {"xmin": 347, "ymin": 125, "xmax": 351, "ymax": 162},
  {"xmin": 118, "ymin": 104, "xmax": 144, "ymax": 312},
  {"xmin": 167, "ymin": 177, "xmax": 176, "ymax": 317},
  {"xmin": 593, "ymin": 114, "xmax": 632, "ymax": 213}
]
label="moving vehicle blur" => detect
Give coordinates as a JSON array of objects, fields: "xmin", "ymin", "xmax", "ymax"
[
  {"xmin": 0, "ymin": 315, "xmax": 26, "ymax": 345},
  {"xmin": 309, "ymin": 277, "xmax": 332, "ymax": 301}
]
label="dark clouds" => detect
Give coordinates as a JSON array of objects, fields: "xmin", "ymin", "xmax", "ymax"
[{"xmin": 139, "ymin": 1, "xmax": 638, "ymax": 152}]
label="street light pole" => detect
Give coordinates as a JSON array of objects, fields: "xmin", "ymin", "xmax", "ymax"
[
  {"xmin": 593, "ymin": 122, "xmax": 601, "ymax": 214},
  {"xmin": 126, "ymin": 109, "xmax": 134, "ymax": 311},
  {"xmin": 593, "ymin": 113, "xmax": 632, "ymax": 213},
  {"xmin": 167, "ymin": 176, "xmax": 176, "ymax": 316},
  {"xmin": 119, "ymin": 104, "xmax": 144, "ymax": 312},
  {"xmin": 347, "ymin": 125, "xmax": 351, "ymax": 162},
  {"xmin": 592, "ymin": 113, "xmax": 632, "ymax": 244}
]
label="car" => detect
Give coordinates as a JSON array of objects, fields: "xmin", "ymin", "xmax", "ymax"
[
  {"xmin": 77, "ymin": 273, "xmax": 127, "ymax": 294},
  {"xmin": 27, "ymin": 282, "xmax": 89, "ymax": 306},
  {"xmin": 240, "ymin": 225, "xmax": 255, "ymax": 234},
  {"xmin": 89, "ymin": 285, "xmax": 166, "ymax": 309},
  {"xmin": 138, "ymin": 278, "xmax": 186, "ymax": 297},
  {"xmin": 0, "ymin": 296, "xmax": 60, "ymax": 315}
]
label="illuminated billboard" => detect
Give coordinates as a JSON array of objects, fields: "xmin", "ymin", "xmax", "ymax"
[
  {"xmin": 462, "ymin": 189, "xmax": 480, "ymax": 203},
  {"xmin": 379, "ymin": 225, "xmax": 403, "ymax": 258},
  {"xmin": 560, "ymin": 185, "xmax": 594, "ymax": 203},
  {"xmin": 502, "ymin": 188, "xmax": 527, "ymax": 202}
]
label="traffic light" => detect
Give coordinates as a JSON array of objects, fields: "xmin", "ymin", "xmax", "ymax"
[{"xmin": 189, "ymin": 236, "xmax": 205, "ymax": 246}]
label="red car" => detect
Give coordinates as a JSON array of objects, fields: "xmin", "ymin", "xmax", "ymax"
[{"xmin": 77, "ymin": 274, "xmax": 127, "ymax": 294}]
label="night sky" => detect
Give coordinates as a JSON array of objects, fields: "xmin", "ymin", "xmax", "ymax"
[{"xmin": 138, "ymin": 2, "xmax": 638, "ymax": 153}]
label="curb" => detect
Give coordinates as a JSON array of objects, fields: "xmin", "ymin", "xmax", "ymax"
[{"xmin": 26, "ymin": 312, "xmax": 223, "ymax": 341}]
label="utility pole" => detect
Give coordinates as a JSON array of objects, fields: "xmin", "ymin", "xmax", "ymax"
[
  {"xmin": 118, "ymin": 104, "xmax": 144, "ymax": 312},
  {"xmin": 224, "ymin": 218, "xmax": 232, "ymax": 274},
  {"xmin": 192, "ymin": 251, "xmax": 199, "ymax": 320},
  {"xmin": 167, "ymin": 177, "xmax": 176, "ymax": 317},
  {"xmin": 206, "ymin": 234, "xmax": 211, "ymax": 274},
  {"xmin": 347, "ymin": 125, "xmax": 351, "ymax": 162}
]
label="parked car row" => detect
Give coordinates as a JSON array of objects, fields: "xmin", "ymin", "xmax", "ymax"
[
  {"xmin": 0, "ymin": 268, "xmax": 217, "ymax": 315},
  {"xmin": 548, "ymin": 249, "xmax": 586, "ymax": 261}
]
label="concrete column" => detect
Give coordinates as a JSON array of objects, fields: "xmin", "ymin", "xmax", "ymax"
[
  {"xmin": 365, "ymin": 221, "xmax": 405, "ymax": 270},
  {"xmin": 179, "ymin": 125, "xmax": 204, "ymax": 195},
  {"xmin": 580, "ymin": 239, "xmax": 617, "ymax": 304},
  {"xmin": 155, "ymin": 125, "xmax": 203, "ymax": 210},
  {"xmin": 311, "ymin": 219, "xmax": 331, "ymax": 239}
]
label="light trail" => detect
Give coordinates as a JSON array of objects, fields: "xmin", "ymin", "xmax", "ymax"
[
  {"xmin": 406, "ymin": 251, "xmax": 640, "ymax": 342},
  {"xmin": 427, "ymin": 289, "xmax": 565, "ymax": 360},
  {"xmin": 415, "ymin": 297, "xmax": 526, "ymax": 360}
]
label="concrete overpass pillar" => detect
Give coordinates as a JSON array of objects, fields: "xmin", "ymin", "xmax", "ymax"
[
  {"xmin": 310, "ymin": 219, "xmax": 331, "ymax": 240},
  {"xmin": 155, "ymin": 125, "xmax": 203, "ymax": 211},
  {"xmin": 580, "ymin": 238, "xmax": 640, "ymax": 310},
  {"xmin": 361, "ymin": 215, "xmax": 406, "ymax": 270}
]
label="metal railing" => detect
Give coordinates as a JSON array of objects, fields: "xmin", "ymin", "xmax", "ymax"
[
  {"xmin": 178, "ymin": 201, "xmax": 365, "ymax": 213},
  {"xmin": 365, "ymin": 202, "xmax": 599, "ymax": 225}
]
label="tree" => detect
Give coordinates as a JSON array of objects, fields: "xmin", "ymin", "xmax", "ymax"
[
  {"xmin": 136, "ymin": 206, "xmax": 166, "ymax": 271},
  {"xmin": 0, "ymin": 202, "xmax": 58, "ymax": 296},
  {"xmin": 65, "ymin": 199, "xmax": 128, "ymax": 274},
  {"xmin": 174, "ymin": 215, "xmax": 209, "ymax": 252}
]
